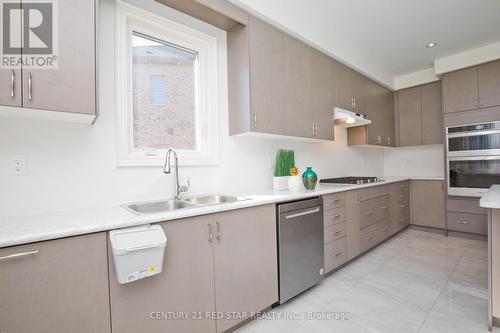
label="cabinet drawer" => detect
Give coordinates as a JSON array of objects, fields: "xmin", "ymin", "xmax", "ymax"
[
  {"xmin": 324, "ymin": 222, "xmax": 346, "ymax": 244},
  {"xmin": 323, "ymin": 193, "xmax": 346, "ymax": 210},
  {"xmin": 324, "ymin": 236, "xmax": 347, "ymax": 273},
  {"xmin": 324, "ymin": 206, "xmax": 346, "ymax": 227},
  {"xmin": 377, "ymin": 219, "xmax": 392, "ymax": 241},
  {"xmin": 447, "ymin": 212, "xmax": 487, "ymax": 235},
  {"xmin": 447, "ymin": 198, "xmax": 487, "ymax": 215},
  {"xmin": 360, "ymin": 223, "xmax": 378, "ymax": 253},
  {"xmin": 360, "ymin": 195, "xmax": 390, "ymax": 229},
  {"xmin": 390, "ymin": 181, "xmax": 409, "ymax": 195},
  {"xmin": 359, "ymin": 185, "xmax": 389, "ymax": 201}
]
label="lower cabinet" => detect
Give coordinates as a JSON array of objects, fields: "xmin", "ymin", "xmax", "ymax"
[
  {"xmin": 390, "ymin": 181, "xmax": 410, "ymax": 232},
  {"xmin": 0, "ymin": 233, "xmax": 110, "ymax": 333},
  {"xmin": 323, "ymin": 193, "xmax": 348, "ymax": 272},
  {"xmin": 213, "ymin": 205, "xmax": 278, "ymax": 332},
  {"xmin": 108, "ymin": 204, "xmax": 278, "ymax": 333},
  {"xmin": 108, "ymin": 215, "xmax": 217, "ymax": 333},
  {"xmin": 411, "ymin": 180, "xmax": 445, "ymax": 229},
  {"xmin": 447, "ymin": 197, "xmax": 488, "ymax": 235}
]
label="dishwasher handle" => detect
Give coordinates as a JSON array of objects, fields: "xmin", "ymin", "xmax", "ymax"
[{"xmin": 284, "ymin": 206, "xmax": 320, "ymax": 219}]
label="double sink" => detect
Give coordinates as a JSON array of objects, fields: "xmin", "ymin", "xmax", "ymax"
[{"xmin": 125, "ymin": 195, "xmax": 247, "ymax": 214}]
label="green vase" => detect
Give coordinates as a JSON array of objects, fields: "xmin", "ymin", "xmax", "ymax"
[{"xmin": 302, "ymin": 167, "xmax": 318, "ymax": 190}]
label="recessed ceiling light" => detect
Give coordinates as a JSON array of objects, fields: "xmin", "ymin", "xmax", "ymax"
[{"xmin": 426, "ymin": 42, "xmax": 438, "ymax": 48}]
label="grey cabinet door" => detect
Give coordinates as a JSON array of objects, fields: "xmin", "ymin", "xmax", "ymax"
[
  {"xmin": 478, "ymin": 60, "xmax": 500, "ymax": 109},
  {"xmin": 0, "ymin": 233, "xmax": 110, "ymax": 333},
  {"xmin": 284, "ymin": 35, "xmax": 312, "ymax": 138},
  {"xmin": 311, "ymin": 49, "xmax": 335, "ymax": 140},
  {"xmin": 397, "ymin": 87, "xmax": 422, "ymax": 147},
  {"xmin": 365, "ymin": 80, "xmax": 394, "ymax": 146},
  {"xmin": 442, "ymin": 67, "xmax": 478, "ymax": 114},
  {"xmin": 109, "ymin": 216, "xmax": 216, "ymax": 333},
  {"xmin": 351, "ymin": 70, "xmax": 366, "ymax": 113},
  {"xmin": 249, "ymin": 17, "xmax": 287, "ymax": 135},
  {"xmin": 333, "ymin": 61, "xmax": 355, "ymax": 111},
  {"xmin": 213, "ymin": 205, "xmax": 278, "ymax": 333},
  {"xmin": 411, "ymin": 180, "xmax": 445, "ymax": 229},
  {"xmin": 0, "ymin": 1, "xmax": 22, "ymax": 107},
  {"xmin": 383, "ymin": 86, "xmax": 396, "ymax": 146},
  {"xmin": 22, "ymin": 0, "xmax": 96, "ymax": 114},
  {"xmin": 420, "ymin": 81, "xmax": 443, "ymax": 144}
]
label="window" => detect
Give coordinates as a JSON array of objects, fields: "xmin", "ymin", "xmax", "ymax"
[{"xmin": 116, "ymin": 1, "xmax": 219, "ymax": 166}]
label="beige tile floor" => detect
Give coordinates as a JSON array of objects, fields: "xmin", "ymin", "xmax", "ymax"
[{"xmin": 235, "ymin": 228, "xmax": 497, "ymax": 333}]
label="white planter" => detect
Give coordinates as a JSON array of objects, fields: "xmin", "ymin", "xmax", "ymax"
[
  {"xmin": 273, "ymin": 176, "xmax": 290, "ymax": 191},
  {"xmin": 287, "ymin": 176, "xmax": 302, "ymax": 193}
]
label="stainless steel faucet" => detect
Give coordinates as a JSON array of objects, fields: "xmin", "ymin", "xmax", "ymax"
[{"xmin": 163, "ymin": 149, "xmax": 189, "ymax": 200}]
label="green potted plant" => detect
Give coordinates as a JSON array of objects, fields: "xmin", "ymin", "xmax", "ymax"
[{"xmin": 273, "ymin": 150, "xmax": 295, "ymax": 191}]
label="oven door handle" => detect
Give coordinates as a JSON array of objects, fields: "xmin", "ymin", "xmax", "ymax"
[
  {"xmin": 448, "ymin": 156, "xmax": 500, "ymax": 162},
  {"xmin": 446, "ymin": 129, "xmax": 500, "ymax": 138}
]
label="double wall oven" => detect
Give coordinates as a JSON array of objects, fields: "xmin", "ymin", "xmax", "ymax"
[{"xmin": 446, "ymin": 121, "xmax": 500, "ymax": 197}]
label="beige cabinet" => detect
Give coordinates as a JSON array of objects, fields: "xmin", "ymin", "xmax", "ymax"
[
  {"xmin": 0, "ymin": 0, "xmax": 96, "ymax": 115},
  {"xmin": 109, "ymin": 205, "xmax": 277, "ymax": 333},
  {"xmin": 333, "ymin": 61, "xmax": 366, "ymax": 113},
  {"xmin": 346, "ymin": 191, "xmax": 361, "ymax": 260},
  {"xmin": 390, "ymin": 181, "xmax": 410, "ymax": 233},
  {"xmin": 348, "ymin": 80, "xmax": 394, "ymax": 146},
  {"xmin": 411, "ymin": 180, "xmax": 445, "ymax": 229},
  {"xmin": 284, "ymin": 35, "xmax": 312, "ymax": 138},
  {"xmin": 213, "ymin": 205, "xmax": 278, "ymax": 332},
  {"xmin": 396, "ymin": 82, "xmax": 442, "ymax": 147},
  {"xmin": 109, "ymin": 216, "xmax": 216, "ymax": 333},
  {"xmin": 442, "ymin": 60, "xmax": 500, "ymax": 114},
  {"xmin": 311, "ymin": 49, "xmax": 335, "ymax": 140},
  {"xmin": 0, "ymin": 233, "xmax": 110, "ymax": 333},
  {"xmin": 228, "ymin": 17, "xmax": 334, "ymax": 140}
]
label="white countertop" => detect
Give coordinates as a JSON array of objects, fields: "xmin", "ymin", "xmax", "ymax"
[
  {"xmin": 0, "ymin": 176, "xmax": 437, "ymax": 248},
  {"xmin": 480, "ymin": 185, "xmax": 500, "ymax": 209}
]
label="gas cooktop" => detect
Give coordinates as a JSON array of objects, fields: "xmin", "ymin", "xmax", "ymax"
[{"xmin": 320, "ymin": 176, "xmax": 383, "ymax": 185}]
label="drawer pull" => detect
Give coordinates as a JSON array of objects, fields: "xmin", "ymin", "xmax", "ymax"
[
  {"xmin": 364, "ymin": 210, "xmax": 374, "ymax": 216},
  {"xmin": 334, "ymin": 230, "xmax": 342, "ymax": 235},
  {"xmin": 382, "ymin": 226, "xmax": 390, "ymax": 232},
  {"xmin": 0, "ymin": 250, "xmax": 38, "ymax": 261},
  {"xmin": 334, "ymin": 251, "xmax": 343, "ymax": 256},
  {"xmin": 331, "ymin": 198, "xmax": 341, "ymax": 203},
  {"xmin": 400, "ymin": 204, "xmax": 406, "ymax": 208},
  {"xmin": 381, "ymin": 206, "xmax": 388, "ymax": 210},
  {"xmin": 456, "ymin": 220, "xmax": 470, "ymax": 225},
  {"xmin": 364, "ymin": 235, "xmax": 375, "ymax": 240},
  {"xmin": 400, "ymin": 195, "xmax": 405, "ymax": 198},
  {"xmin": 333, "ymin": 214, "xmax": 342, "ymax": 219}
]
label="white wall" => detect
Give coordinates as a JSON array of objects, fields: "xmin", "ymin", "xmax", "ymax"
[
  {"xmin": 0, "ymin": 0, "xmax": 385, "ymax": 216},
  {"xmin": 383, "ymin": 144, "xmax": 445, "ymax": 178}
]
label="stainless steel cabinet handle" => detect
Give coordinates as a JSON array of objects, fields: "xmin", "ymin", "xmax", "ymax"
[
  {"xmin": 216, "ymin": 221, "xmax": 221, "ymax": 240},
  {"xmin": 353, "ymin": 98, "xmax": 356, "ymax": 109},
  {"xmin": 331, "ymin": 198, "xmax": 341, "ymax": 203},
  {"xmin": 285, "ymin": 207, "xmax": 320, "ymax": 219},
  {"xmin": 334, "ymin": 230, "xmax": 342, "ymax": 235},
  {"xmin": 28, "ymin": 72, "xmax": 33, "ymax": 101},
  {"xmin": 0, "ymin": 250, "xmax": 38, "ymax": 261},
  {"xmin": 365, "ymin": 235, "xmax": 375, "ymax": 240},
  {"xmin": 400, "ymin": 195, "xmax": 405, "ymax": 198},
  {"xmin": 381, "ymin": 206, "xmax": 388, "ymax": 210},
  {"xmin": 333, "ymin": 214, "xmax": 342, "ymax": 219},
  {"xmin": 335, "ymin": 251, "xmax": 343, "ymax": 256},
  {"xmin": 315, "ymin": 124, "xmax": 318, "ymax": 136},
  {"xmin": 208, "ymin": 223, "xmax": 213, "ymax": 243},
  {"xmin": 480, "ymin": 96, "xmax": 483, "ymax": 107},
  {"xmin": 400, "ymin": 204, "xmax": 406, "ymax": 208},
  {"xmin": 474, "ymin": 97, "xmax": 478, "ymax": 107},
  {"xmin": 10, "ymin": 69, "xmax": 15, "ymax": 97},
  {"xmin": 457, "ymin": 220, "xmax": 470, "ymax": 225},
  {"xmin": 364, "ymin": 210, "xmax": 374, "ymax": 215},
  {"xmin": 253, "ymin": 113, "xmax": 257, "ymax": 129}
]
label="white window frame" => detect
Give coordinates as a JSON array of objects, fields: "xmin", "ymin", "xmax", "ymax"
[{"xmin": 115, "ymin": 1, "xmax": 219, "ymax": 166}]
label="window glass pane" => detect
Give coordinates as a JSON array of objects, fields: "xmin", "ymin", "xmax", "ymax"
[{"xmin": 132, "ymin": 32, "xmax": 198, "ymax": 150}]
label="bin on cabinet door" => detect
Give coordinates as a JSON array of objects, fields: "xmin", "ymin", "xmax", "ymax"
[{"xmin": 110, "ymin": 225, "xmax": 167, "ymax": 284}]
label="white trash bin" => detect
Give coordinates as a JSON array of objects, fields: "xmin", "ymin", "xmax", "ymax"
[{"xmin": 110, "ymin": 225, "xmax": 167, "ymax": 284}]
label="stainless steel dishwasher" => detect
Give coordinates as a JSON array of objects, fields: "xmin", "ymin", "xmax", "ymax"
[{"xmin": 277, "ymin": 197, "xmax": 324, "ymax": 304}]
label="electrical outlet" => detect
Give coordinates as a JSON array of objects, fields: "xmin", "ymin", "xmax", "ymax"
[{"xmin": 10, "ymin": 155, "xmax": 26, "ymax": 176}]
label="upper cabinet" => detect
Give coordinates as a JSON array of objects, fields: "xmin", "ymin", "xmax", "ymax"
[
  {"xmin": 0, "ymin": 0, "xmax": 97, "ymax": 116},
  {"xmin": 442, "ymin": 60, "xmax": 500, "ymax": 114},
  {"xmin": 395, "ymin": 82, "xmax": 442, "ymax": 147},
  {"xmin": 347, "ymin": 79, "xmax": 394, "ymax": 147},
  {"xmin": 333, "ymin": 61, "xmax": 366, "ymax": 114},
  {"xmin": 228, "ymin": 17, "xmax": 335, "ymax": 140}
]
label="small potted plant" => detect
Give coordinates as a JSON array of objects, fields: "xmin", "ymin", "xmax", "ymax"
[
  {"xmin": 288, "ymin": 166, "xmax": 302, "ymax": 193},
  {"xmin": 273, "ymin": 149, "xmax": 295, "ymax": 191}
]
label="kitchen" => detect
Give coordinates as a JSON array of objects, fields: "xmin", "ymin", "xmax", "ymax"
[{"xmin": 0, "ymin": 0, "xmax": 499, "ymax": 332}]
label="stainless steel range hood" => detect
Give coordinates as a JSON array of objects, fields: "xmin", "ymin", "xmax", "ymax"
[{"xmin": 333, "ymin": 107, "xmax": 371, "ymax": 128}]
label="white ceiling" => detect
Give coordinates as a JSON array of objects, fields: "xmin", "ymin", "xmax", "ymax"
[{"xmin": 228, "ymin": 0, "xmax": 500, "ymax": 88}]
